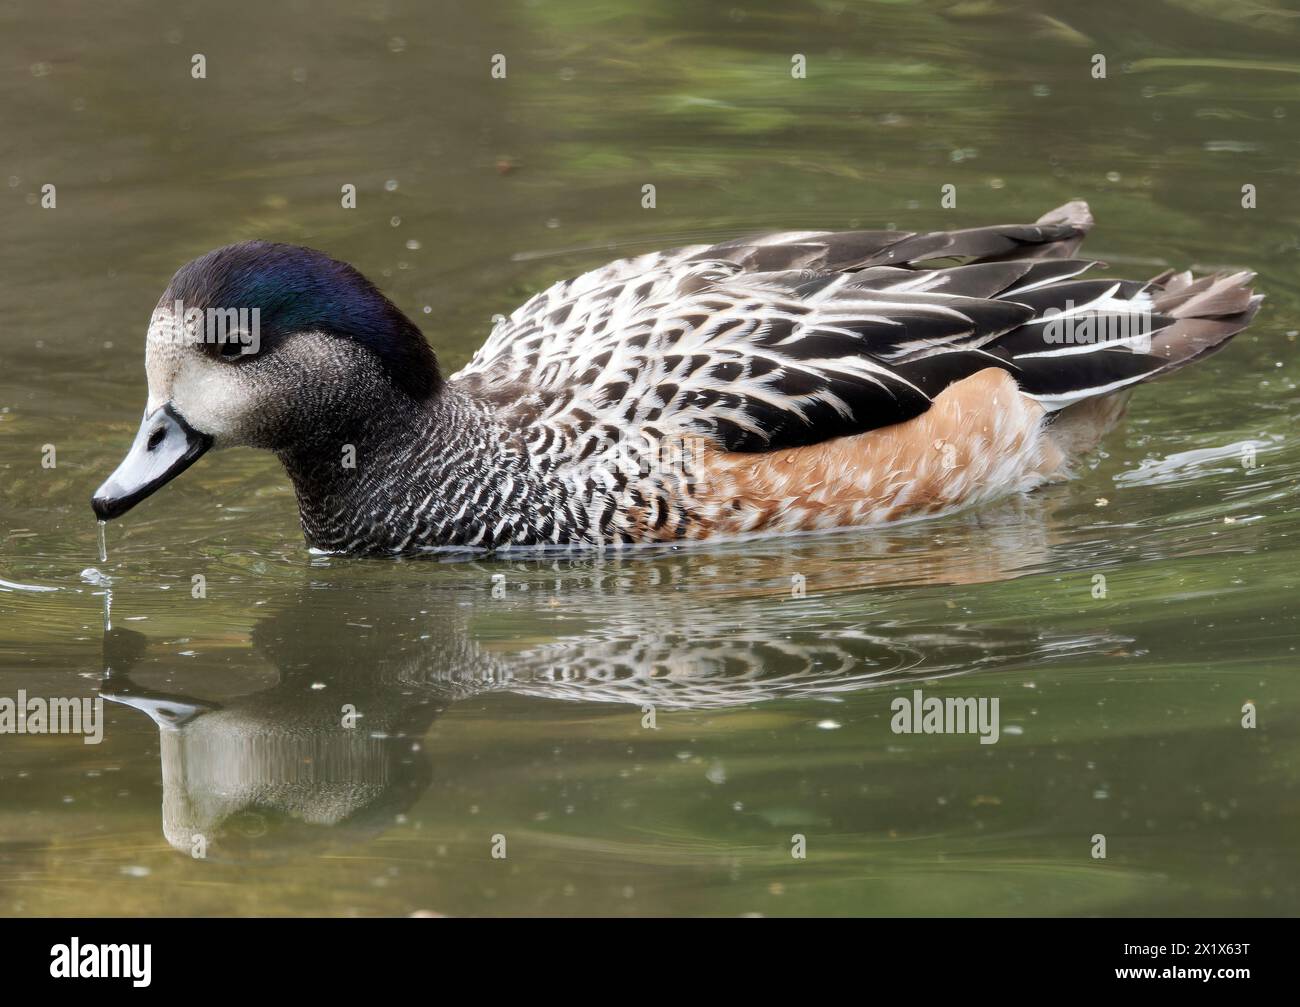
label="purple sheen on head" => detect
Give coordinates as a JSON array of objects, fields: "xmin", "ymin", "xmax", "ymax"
[{"xmin": 162, "ymin": 241, "xmax": 441, "ymax": 400}]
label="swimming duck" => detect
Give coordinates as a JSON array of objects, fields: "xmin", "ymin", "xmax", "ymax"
[{"xmin": 91, "ymin": 201, "xmax": 1260, "ymax": 553}]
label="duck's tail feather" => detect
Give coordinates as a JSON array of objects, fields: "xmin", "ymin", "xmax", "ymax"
[
  {"xmin": 998, "ymin": 267, "xmax": 1261, "ymax": 412},
  {"xmin": 696, "ymin": 200, "xmax": 1096, "ymax": 275},
  {"xmin": 878, "ymin": 199, "xmax": 1095, "ymax": 266}
]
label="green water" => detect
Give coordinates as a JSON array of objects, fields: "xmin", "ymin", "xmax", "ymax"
[{"xmin": 2, "ymin": 0, "xmax": 1298, "ymax": 916}]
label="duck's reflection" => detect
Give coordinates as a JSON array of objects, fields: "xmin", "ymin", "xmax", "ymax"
[
  {"xmin": 101, "ymin": 495, "xmax": 1121, "ymax": 859},
  {"xmin": 102, "ymin": 624, "xmax": 441, "ymax": 859}
]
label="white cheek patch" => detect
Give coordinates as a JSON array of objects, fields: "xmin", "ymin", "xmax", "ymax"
[
  {"xmin": 143, "ymin": 303, "xmax": 261, "ymax": 446},
  {"xmin": 168, "ymin": 355, "xmax": 259, "ymax": 446}
]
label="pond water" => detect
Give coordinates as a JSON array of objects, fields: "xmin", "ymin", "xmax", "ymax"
[{"xmin": 1, "ymin": 0, "xmax": 1297, "ymax": 916}]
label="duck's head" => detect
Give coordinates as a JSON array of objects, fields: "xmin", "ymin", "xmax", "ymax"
[{"xmin": 91, "ymin": 241, "xmax": 439, "ymax": 520}]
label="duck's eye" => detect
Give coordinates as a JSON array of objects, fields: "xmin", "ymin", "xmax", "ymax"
[{"xmin": 218, "ymin": 335, "xmax": 253, "ymax": 359}]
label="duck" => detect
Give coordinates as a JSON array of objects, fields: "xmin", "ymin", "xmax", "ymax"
[{"xmin": 90, "ymin": 201, "xmax": 1261, "ymax": 554}]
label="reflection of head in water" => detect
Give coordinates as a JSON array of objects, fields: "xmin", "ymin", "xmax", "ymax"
[
  {"xmin": 100, "ymin": 588, "xmax": 459, "ymax": 862},
  {"xmin": 102, "ymin": 499, "xmax": 1124, "ymax": 859}
]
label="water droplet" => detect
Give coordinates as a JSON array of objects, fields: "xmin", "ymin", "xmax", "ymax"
[{"xmin": 79, "ymin": 568, "xmax": 110, "ymax": 587}]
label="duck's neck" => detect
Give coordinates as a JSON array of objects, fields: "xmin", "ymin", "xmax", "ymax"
[{"xmin": 276, "ymin": 384, "xmax": 548, "ymax": 553}]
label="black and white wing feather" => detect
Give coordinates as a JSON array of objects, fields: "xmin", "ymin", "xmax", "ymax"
[{"xmin": 453, "ymin": 201, "xmax": 1259, "ymax": 466}]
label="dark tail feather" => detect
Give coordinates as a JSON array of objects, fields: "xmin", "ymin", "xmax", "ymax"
[
  {"xmin": 875, "ymin": 199, "xmax": 1095, "ymax": 266},
  {"xmin": 696, "ymin": 200, "xmax": 1097, "ymax": 274},
  {"xmin": 1004, "ymin": 267, "xmax": 1261, "ymax": 411},
  {"xmin": 1146, "ymin": 269, "xmax": 1263, "ymax": 376}
]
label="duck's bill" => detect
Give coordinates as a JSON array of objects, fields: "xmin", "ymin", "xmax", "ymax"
[{"xmin": 91, "ymin": 403, "xmax": 212, "ymax": 520}]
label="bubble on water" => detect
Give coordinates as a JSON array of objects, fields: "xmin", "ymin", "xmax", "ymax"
[{"xmin": 80, "ymin": 567, "xmax": 111, "ymax": 587}]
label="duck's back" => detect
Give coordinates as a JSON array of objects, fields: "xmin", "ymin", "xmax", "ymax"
[{"xmin": 444, "ymin": 202, "xmax": 1259, "ymax": 545}]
